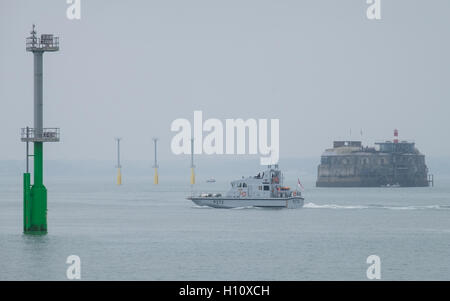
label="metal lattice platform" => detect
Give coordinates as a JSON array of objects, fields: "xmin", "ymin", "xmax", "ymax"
[
  {"xmin": 26, "ymin": 36, "xmax": 59, "ymax": 52},
  {"xmin": 21, "ymin": 128, "xmax": 60, "ymax": 142},
  {"xmin": 26, "ymin": 25, "xmax": 59, "ymax": 52}
]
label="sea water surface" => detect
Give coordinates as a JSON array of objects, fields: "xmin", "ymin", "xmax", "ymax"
[{"xmin": 1, "ymin": 175, "xmax": 450, "ymax": 280}]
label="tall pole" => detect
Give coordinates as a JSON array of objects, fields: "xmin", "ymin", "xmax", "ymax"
[
  {"xmin": 22, "ymin": 25, "xmax": 60, "ymax": 235},
  {"xmin": 116, "ymin": 138, "xmax": 122, "ymax": 185},
  {"xmin": 190, "ymin": 137, "xmax": 195, "ymax": 185},
  {"xmin": 31, "ymin": 48, "xmax": 46, "ymax": 232},
  {"xmin": 153, "ymin": 138, "xmax": 159, "ymax": 184},
  {"xmin": 34, "ymin": 51, "xmax": 43, "ymax": 138},
  {"xmin": 26, "ymin": 127, "xmax": 29, "ymax": 173}
]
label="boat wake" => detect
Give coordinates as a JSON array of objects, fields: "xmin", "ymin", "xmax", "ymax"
[
  {"xmin": 304, "ymin": 202, "xmax": 450, "ymax": 210},
  {"xmin": 304, "ymin": 203, "xmax": 367, "ymax": 209},
  {"xmin": 230, "ymin": 206, "xmax": 263, "ymax": 210},
  {"xmin": 191, "ymin": 205, "xmax": 213, "ymax": 209}
]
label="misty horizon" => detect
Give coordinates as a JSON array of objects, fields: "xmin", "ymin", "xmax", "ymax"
[{"xmin": 1, "ymin": 1, "xmax": 449, "ymax": 163}]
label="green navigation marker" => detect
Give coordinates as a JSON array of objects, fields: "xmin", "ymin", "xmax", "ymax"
[{"xmin": 21, "ymin": 25, "xmax": 60, "ymax": 235}]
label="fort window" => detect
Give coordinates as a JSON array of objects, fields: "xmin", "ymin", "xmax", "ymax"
[
  {"xmin": 264, "ymin": 185, "xmax": 270, "ymax": 191},
  {"xmin": 321, "ymin": 157, "xmax": 329, "ymax": 164}
]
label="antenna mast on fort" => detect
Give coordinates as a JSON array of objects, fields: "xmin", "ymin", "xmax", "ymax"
[{"xmin": 21, "ymin": 25, "xmax": 60, "ymax": 235}]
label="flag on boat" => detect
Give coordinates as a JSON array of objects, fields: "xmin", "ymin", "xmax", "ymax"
[{"xmin": 297, "ymin": 178, "xmax": 304, "ymax": 190}]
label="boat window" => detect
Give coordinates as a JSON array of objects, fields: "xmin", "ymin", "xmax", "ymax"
[{"xmin": 264, "ymin": 185, "xmax": 270, "ymax": 191}]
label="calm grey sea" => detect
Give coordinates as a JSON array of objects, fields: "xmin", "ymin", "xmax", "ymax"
[{"xmin": 1, "ymin": 175, "xmax": 449, "ymax": 280}]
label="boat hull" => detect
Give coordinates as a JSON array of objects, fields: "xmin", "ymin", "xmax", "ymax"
[{"xmin": 188, "ymin": 196, "xmax": 304, "ymax": 209}]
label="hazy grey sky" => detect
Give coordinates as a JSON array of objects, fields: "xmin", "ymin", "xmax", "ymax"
[{"xmin": 1, "ymin": 0, "xmax": 449, "ymax": 162}]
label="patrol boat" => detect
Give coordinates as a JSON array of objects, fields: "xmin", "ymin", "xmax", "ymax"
[
  {"xmin": 188, "ymin": 165, "xmax": 304, "ymax": 209},
  {"xmin": 206, "ymin": 177, "xmax": 216, "ymax": 183}
]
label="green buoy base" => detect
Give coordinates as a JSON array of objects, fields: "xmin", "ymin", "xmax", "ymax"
[
  {"xmin": 24, "ymin": 229, "xmax": 47, "ymax": 235},
  {"xmin": 23, "ymin": 173, "xmax": 48, "ymax": 235}
]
